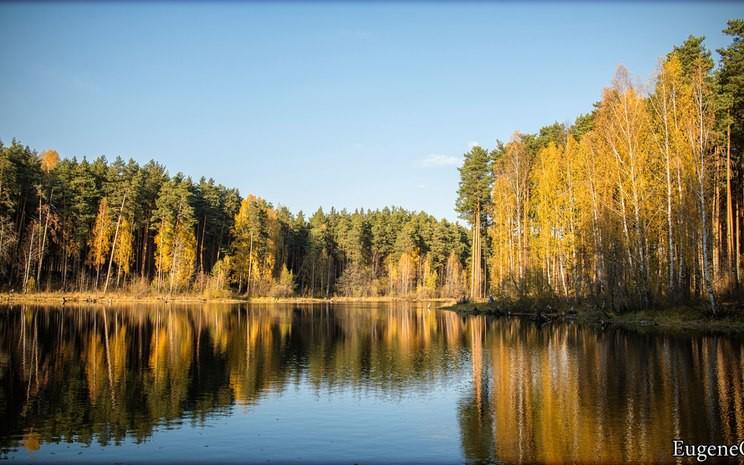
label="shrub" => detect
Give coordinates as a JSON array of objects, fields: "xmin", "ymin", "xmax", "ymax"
[
  {"xmin": 269, "ymin": 265, "xmax": 295, "ymax": 298},
  {"xmin": 337, "ymin": 264, "xmax": 375, "ymax": 297}
]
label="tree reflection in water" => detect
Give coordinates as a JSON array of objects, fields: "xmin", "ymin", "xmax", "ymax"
[
  {"xmin": 458, "ymin": 316, "xmax": 744, "ymax": 464},
  {"xmin": 1, "ymin": 304, "xmax": 743, "ymax": 464}
]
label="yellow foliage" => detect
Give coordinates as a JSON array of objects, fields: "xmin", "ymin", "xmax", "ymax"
[
  {"xmin": 114, "ymin": 215, "xmax": 134, "ymax": 275},
  {"xmin": 89, "ymin": 198, "xmax": 112, "ymax": 270},
  {"xmin": 397, "ymin": 251, "xmax": 418, "ymax": 295},
  {"xmin": 154, "ymin": 218, "xmax": 196, "ymax": 291},
  {"xmin": 486, "ymin": 60, "xmax": 721, "ymax": 306},
  {"xmin": 230, "ymin": 194, "xmax": 280, "ymax": 294},
  {"xmin": 22, "ymin": 432, "xmax": 41, "ymax": 452},
  {"xmin": 39, "ymin": 149, "xmax": 59, "ymax": 173}
]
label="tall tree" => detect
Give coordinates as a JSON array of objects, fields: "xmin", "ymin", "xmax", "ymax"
[
  {"xmin": 89, "ymin": 198, "xmax": 113, "ymax": 288},
  {"xmin": 230, "ymin": 194, "xmax": 275, "ymax": 295},
  {"xmin": 456, "ymin": 145, "xmax": 492, "ymax": 300},
  {"xmin": 152, "ymin": 176, "xmax": 197, "ymax": 293},
  {"xmin": 718, "ymin": 20, "xmax": 744, "ymax": 285}
]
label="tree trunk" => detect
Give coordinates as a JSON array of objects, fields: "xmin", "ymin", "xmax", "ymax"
[
  {"xmin": 737, "ymin": 199, "xmax": 741, "ymax": 287},
  {"xmin": 199, "ymin": 213, "xmax": 207, "ymax": 273},
  {"xmin": 713, "ymin": 156, "xmax": 721, "ymax": 284},
  {"xmin": 36, "ymin": 192, "xmax": 53, "ymax": 288},
  {"xmin": 140, "ymin": 221, "xmax": 149, "ymax": 278},
  {"xmin": 726, "ymin": 123, "xmax": 734, "ymax": 284},
  {"xmin": 23, "ymin": 227, "xmax": 35, "ymax": 293},
  {"xmin": 470, "ymin": 207, "xmax": 481, "ymax": 300},
  {"xmin": 247, "ymin": 232, "xmax": 254, "ymax": 296},
  {"xmin": 103, "ymin": 195, "xmax": 126, "ymax": 295},
  {"xmin": 663, "ymin": 102, "xmax": 675, "ymax": 294},
  {"xmin": 695, "ymin": 83, "xmax": 717, "ymax": 315}
]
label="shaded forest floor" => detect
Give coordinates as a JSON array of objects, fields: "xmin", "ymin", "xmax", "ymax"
[
  {"xmin": 0, "ymin": 291, "xmax": 457, "ymax": 306},
  {"xmin": 445, "ymin": 298, "xmax": 744, "ymax": 334}
]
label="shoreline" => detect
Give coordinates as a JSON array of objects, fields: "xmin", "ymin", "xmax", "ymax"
[
  {"xmin": 0, "ymin": 292, "xmax": 457, "ymax": 306},
  {"xmin": 443, "ymin": 300, "xmax": 744, "ymax": 334},
  {"xmin": 5, "ymin": 292, "xmax": 742, "ymax": 333}
]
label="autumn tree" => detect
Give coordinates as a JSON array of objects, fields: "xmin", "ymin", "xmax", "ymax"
[
  {"xmin": 89, "ymin": 198, "xmax": 113, "ymax": 288},
  {"xmin": 594, "ymin": 67, "xmax": 656, "ymax": 307},
  {"xmin": 152, "ymin": 176, "xmax": 197, "ymax": 293},
  {"xmin": 230, "ymin": 194, "xmax": 276, "ymax": 295}
]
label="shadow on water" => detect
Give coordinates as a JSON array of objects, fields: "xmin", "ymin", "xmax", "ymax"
[{"xmin": 0, "ymin": 303, "xmax": 743, "ymax": 464}]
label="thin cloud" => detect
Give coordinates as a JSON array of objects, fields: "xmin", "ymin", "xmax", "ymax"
[{"xmin": 420, "ymin": 154, "xmax": 461, "ymax": 168}]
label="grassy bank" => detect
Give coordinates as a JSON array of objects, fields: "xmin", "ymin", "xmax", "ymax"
[
  {"xmin": 608, "ymin": 305, "xmax": 744, "ymax": 333},
  {"xmin": 9, "ymin": 292, "xmax": 741, "ymax": 333},
  {"xmin": 444, "ymin": 299, "xmax": 744, "ymax": 333},
  {"xmin": 0, "ymin": 291, "xmax": 456, "ymax": 306}
]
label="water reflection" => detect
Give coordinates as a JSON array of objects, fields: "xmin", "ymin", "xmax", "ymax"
[
  {"xmin": 0, "ymin": 304, "xmax": 743, "ymax": 464},
  {"xmin": 0, "ymin": 303, "xmax": 467, "ymax": 458},
  {"xmin": 458, "ymin": 316, "xmax": 744, "ymax": 464}
]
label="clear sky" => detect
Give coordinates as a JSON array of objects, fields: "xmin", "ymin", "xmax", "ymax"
[{"xmin": 0, "ymin": 2, "xmax": 741, "ymax": 221}]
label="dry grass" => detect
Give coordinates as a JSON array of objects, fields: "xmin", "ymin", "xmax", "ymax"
[{"xmin": 0, "ymin": 291, "xmax": 457, "ymax": 306}]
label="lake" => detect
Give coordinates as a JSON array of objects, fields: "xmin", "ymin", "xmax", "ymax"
[{"xmin": 1, "ymin": 303, "xmax": 743, "ymax": 464}]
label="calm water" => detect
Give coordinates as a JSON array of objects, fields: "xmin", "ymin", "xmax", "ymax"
[{"xmin": 1, "ymin": 303, "xmax": 743, "ymax": 464}]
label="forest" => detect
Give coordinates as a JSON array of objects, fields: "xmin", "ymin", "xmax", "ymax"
[
  {"xmin": 0, "ymin": 142, "xmax": 469, "ymax": 298},
  {"xmin": 458, "ymin": 20, "xmax": 744, "ymax": 313},
  {"xmin": 0, "ymin": 20, "xmax": 742, "ymax": 312}
]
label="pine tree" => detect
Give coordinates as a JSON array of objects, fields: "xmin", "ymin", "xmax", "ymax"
[{"xmin": 456, "ymin": 145, "xmax": 492, "ymax": 300}]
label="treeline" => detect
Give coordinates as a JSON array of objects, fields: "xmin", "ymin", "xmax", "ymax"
[
  {"xmin": 458, "ymin": 20, "xmax": 744, "ymax": 312},
  {"xmin": 0, "ymin": 143, "xmax": 469, "ymax": 297}
]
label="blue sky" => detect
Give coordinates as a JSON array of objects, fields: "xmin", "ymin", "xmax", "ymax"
[{"xmin": 0, "ymin": 2, "xmax": 741, "ymax": 221}]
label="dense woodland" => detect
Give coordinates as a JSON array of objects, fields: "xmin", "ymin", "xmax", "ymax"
[
  {"xmin": 0, "ymin": 142, "xmax": 469, "ymax": 298},
  {"xmin": 1, "ymin": 20, "xmax": 742, "ymax": 311},
  {"xmin": 458, "ymin": 20, "xmax": 744, "ymax": 312}
]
